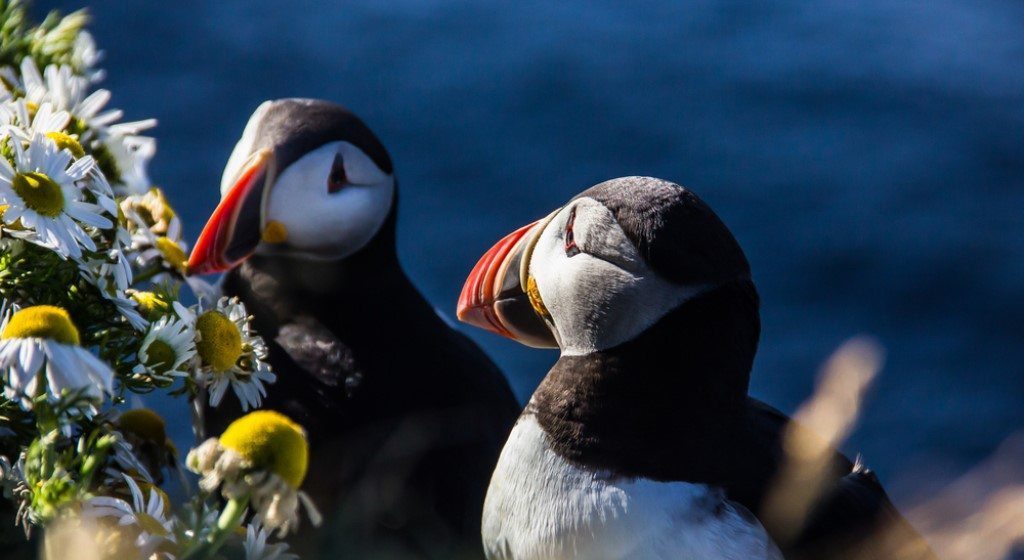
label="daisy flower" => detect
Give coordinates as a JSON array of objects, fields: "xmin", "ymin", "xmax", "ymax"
[
  {"xmin": 115, "ymin": 409, "xmax": 177, "ymax": 485},
  {"xmin": 19, "ymin": 57, "xmax": 157, "ymax": 194},
  {"xmin": 244, "ymin": 522, "xmax": 297, "ymax": 560},
  {"xmin": 177, "ymin": 298, "xmax": 276, "ymax": 411},
  {"xmin": 133, "ymin": 314, "xmax": 196, "ymax": 382},
  {"xmin": 119, "ymin": 187, "xmax": 179, "ymax": 237},
  {"xmin": 104, "ymin": 127, "xmax": 156, "ymax": 195},
  {"xmin": 0, "ymin": 100, "xmax": 72, "ymax": 142},
  {"xmin": 121, "ymin": 188, "xmax": 188, "ymax": 279},
  {"xmin": 84, "ymin": 473, "xmax": 176, "ymax": 558},
  {"xmin": 78, "ymin": 253, "xmax": 147, "ymax": 331},
  {"xmin": 0, "ymin": 133, "xmax": 111, "ymax": 260},
  {"xmin": 0, "ymin": 304, "xmax": 113, "ymax": 410},
  {"xmin": 71, "ymin": 31, "xmax": 105, "ymax": 83},
  {"xmin": 187, "ymin": 410, "xmax": 321, "ymax": 537}
]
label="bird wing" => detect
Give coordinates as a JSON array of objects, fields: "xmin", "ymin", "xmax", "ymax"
[{"xmin": 742, "ymin": 399, "xmax": 936, "ymax": 560}]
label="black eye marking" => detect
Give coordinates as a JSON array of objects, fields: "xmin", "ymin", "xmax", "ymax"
[
  {"xmin": 328, "ymin": 153, "xmax": 347, "ymax": 194},
  {"xmin": 565, "ymin": 206, "xmax": 580, "ymax": 257}
]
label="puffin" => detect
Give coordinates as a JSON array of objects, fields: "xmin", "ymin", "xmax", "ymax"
[
  {"xmin": 456, "ymin": 176, "xmax": 935, "ymax": 560},
  {"xmin": 187, "ymin": 98, "xmax": 519, "ymax": 559}
]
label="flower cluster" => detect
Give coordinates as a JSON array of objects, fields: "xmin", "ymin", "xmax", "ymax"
[{"xmin": 0, "ymin": 4, "xmax": 310, "ymax": 559}]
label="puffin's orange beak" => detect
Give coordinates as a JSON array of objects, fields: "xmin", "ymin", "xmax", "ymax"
[
  {"xmin": 457, "ymin": 216, "xmax": 558, "ymax": 348},
  {"xmin": 188, "ymin": 149, "xmax": 275, "ymax": 275}
]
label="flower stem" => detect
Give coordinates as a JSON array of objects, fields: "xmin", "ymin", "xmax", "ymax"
[{"xmin": 201, "ymin": 495, "xmax": 249, "ymax": 559}]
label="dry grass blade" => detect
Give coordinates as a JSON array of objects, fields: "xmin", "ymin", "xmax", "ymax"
[
  {"xmin": 762, "ymin": 336, "xmax": 884, "ymax": 545},
  {"xmin": 886, "ymin": 434, "xmax": 1024, "ymax": 560}
]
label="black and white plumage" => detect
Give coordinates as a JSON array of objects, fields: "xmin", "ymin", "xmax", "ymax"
[
  {"xmin": 457, "ymin": 176, "xmax": 935, "ymax": 560},
  {"xmin": 189, "ymin": 99, "xmax": 519, "ymax": 559}
]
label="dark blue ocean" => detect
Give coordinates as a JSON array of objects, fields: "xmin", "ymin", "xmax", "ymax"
[{"xmin": 42, "ymin": 0, "xmax": 1024, "ymax": 507}]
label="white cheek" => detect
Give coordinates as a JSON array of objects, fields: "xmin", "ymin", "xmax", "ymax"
[
  {"xmin": 260, "ymin": 143, "xmax": 394, "ymax": 260},
  {"xmin": 531, "ymin": 203, "xmax": 702, "ymax": 355}
]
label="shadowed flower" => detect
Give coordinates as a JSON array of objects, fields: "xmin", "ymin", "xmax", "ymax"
[
  {"xmin": 115, "ymin": 409, "xmax": 177, "ymax": 484},
  {"xmin": 187, "ymin": 410, "xmax": 321, "ymax": 536},
  {"xmin": 244, "ymin": 521, "xmax": 297, "ymax": 560},
  {"xmin": 133, "ymin": 315, "xmax": 195, "ymax": 382},
  {"xmin": 84, "ymin": 473, "xmax": 177, "ymax": 558}
]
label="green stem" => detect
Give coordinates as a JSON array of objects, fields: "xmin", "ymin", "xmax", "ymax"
[
  {"xmin": 131, "ymin": 265, "xmax": 163, "ymax": 285},
  {"xmin": 202, "ymin": 495, "xmax": 249, "ymax": 559}
]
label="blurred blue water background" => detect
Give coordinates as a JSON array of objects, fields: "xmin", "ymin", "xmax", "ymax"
[{"xmin": 41, "ymin": 1, "xmax": 1024, "ymax": 506}]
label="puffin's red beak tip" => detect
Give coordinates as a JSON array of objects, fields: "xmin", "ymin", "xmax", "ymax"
[
  {"xmin": 456, "ymin": 221, "xmax": 538, "ymax": 339},
  {"xmin": 187, "ymin": 150, "xmax": 274, "ymax": 276}
]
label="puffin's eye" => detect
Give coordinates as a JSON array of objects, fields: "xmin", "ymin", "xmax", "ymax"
[
  {"xmin": 328, "ymin": 153, "xmax": 347, "ymax": 194},
  {"xmin": 564, "ymin": 206, "xmax": 580, "ymax": 257}
]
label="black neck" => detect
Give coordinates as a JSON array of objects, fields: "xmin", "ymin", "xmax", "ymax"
[
  {"xmin": 223, "ymin": 204, "xmax": 428, "ymax": 337},
  {"xmin": 528, "ymin": 279, "xmax": 761, "ymax": 481}
]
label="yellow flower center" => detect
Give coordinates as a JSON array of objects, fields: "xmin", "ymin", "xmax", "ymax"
[
  {"xmin": 117, "ymin": 409, "xmax": 168, "ymax": 446},
  {"xmin": 135, "ymin": 512, "xmax": 169, "ymax": 537},
  {"xmin": 195, "ymin": 311, "xmax": 242, "ymax": 371},
  {"xmin": 220, "ymin": 411, "xmax": 309, "ymax": 489},
  {"xmin": 154, "ymin": 236, "xmax": 186, "ymax": 272},
  {"xmin": 143, "ymin": 339, "xmax": 176, "ymax": 374},
  {"xmin": 12, "ymin": 172, "xmax": 65, "ymax": 217},
  {"xmin": 130, "ymin": 291, "xmax": 169, "ymax": 320},
  {"xmin": 1, "ymin": 305, "xmax": 79, "ymax": 344},
  {"xmin": 44, "ymin": 132, "xmax": 85, "ymax": 158}
]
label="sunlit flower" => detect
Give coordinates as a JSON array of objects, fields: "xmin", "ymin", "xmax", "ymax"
[
  {"xmin": 133, "ymin": 315, "xmax": 196, "ymax": 381},
  {"xmin": 0, "ymin": 100, "xmax": 72, "ymax": 141},
  {"xmin": 84, "ymin": 473, "xmax": 176, "ymax": 558},
  {"xmin": 18, "ymin": 57, "xmax": 157, "ymax": 195},
  {"xmin": 187, "ymin": 411, "xmax": 321, "ymax": 536},
  {"xmin": 119, "ymin": 188, "xmax": 179, "ymax": 237},
  {"xmin": 71, "ymin": 31, "xmax": 105, "ymax": 83},
  {"xmin": 244, "ymin": 521, "xmax": 297, "ymax": 560},
  {"xmin": 0, "ymin": 133, "xmax": 111, "ymax": 259},
  {"xmin": 0, "ymin": 304, "xmax": 113, "ymax": 409},
  {"xmin": 176, "ymin": 298, "xmax": 276, "ymax": 411}
]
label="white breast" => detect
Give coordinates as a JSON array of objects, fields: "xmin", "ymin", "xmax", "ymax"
[{"xmin": 482, "ymin": 415, "xmax": 782, "ymax": 560}]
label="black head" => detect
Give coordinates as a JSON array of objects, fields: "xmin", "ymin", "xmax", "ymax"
[{"xmin": 189, "ymin": 99, "xmax": 396, "ymax": 275}]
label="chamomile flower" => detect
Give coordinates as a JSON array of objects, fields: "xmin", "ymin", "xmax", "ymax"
[
  {"xmin": 0, "ymin": 133, "xmax": 111, "ymax": 259},
  {"xmin": 177, "ymin": 298, "xmax": 276, "ymax": 411},
  {"xmin": 120, "ymin": 187, "xmax": 179, "ymax": 237},
  {"xmin": 244, "ymin": 522, "xmax": 297, "ymax": 560},
  {"xmin": 121, "ymin": 188, "xmax": 188, "ymax": 278},
  {"xmin": 18, "ymin": 57, "xmax": 157, "ymax": 194},
  {"xmin": 105, "ymin": 127, "xmax": 156, "ymax": 195},
  {"xmin": 0, "ymin": 304, "xmax": 113, "ymax": 410},
  {"xmin": 2, "ymin": 100, "xmax": 72, "ymax": 140},
  {"xmin": 20, "ymin": 58, "xmax": 119, "ymax": 134},
  {"xmin": 84, "ymin": 473, "xmax": 176, "ymax": 558},
  {"xmin": 133, "ymin": 315, "xmax": 196, "ymax": 382},
  {"xmin": 78, "ymin": 252, "xmax": 147, "ymax": 331},
  {"xmin": 115, "ymin": 409, "xmax": 176, "ymax": 485},
  {"xmin": 71, "ymin": 31, "xmax": 105, "ymax": 83},
  {"xmin": 187, "ymin": 411, "xmax": 321, "ymax": 537}
]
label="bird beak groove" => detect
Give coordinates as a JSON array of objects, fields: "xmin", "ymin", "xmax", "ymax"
[
  {"xmin": 457, "ymin": 215, "xmax": 558, "ymax": 348},
  {"xmin": 188, "ymin": 149, "xmax": 275, "ymax": 275}
]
